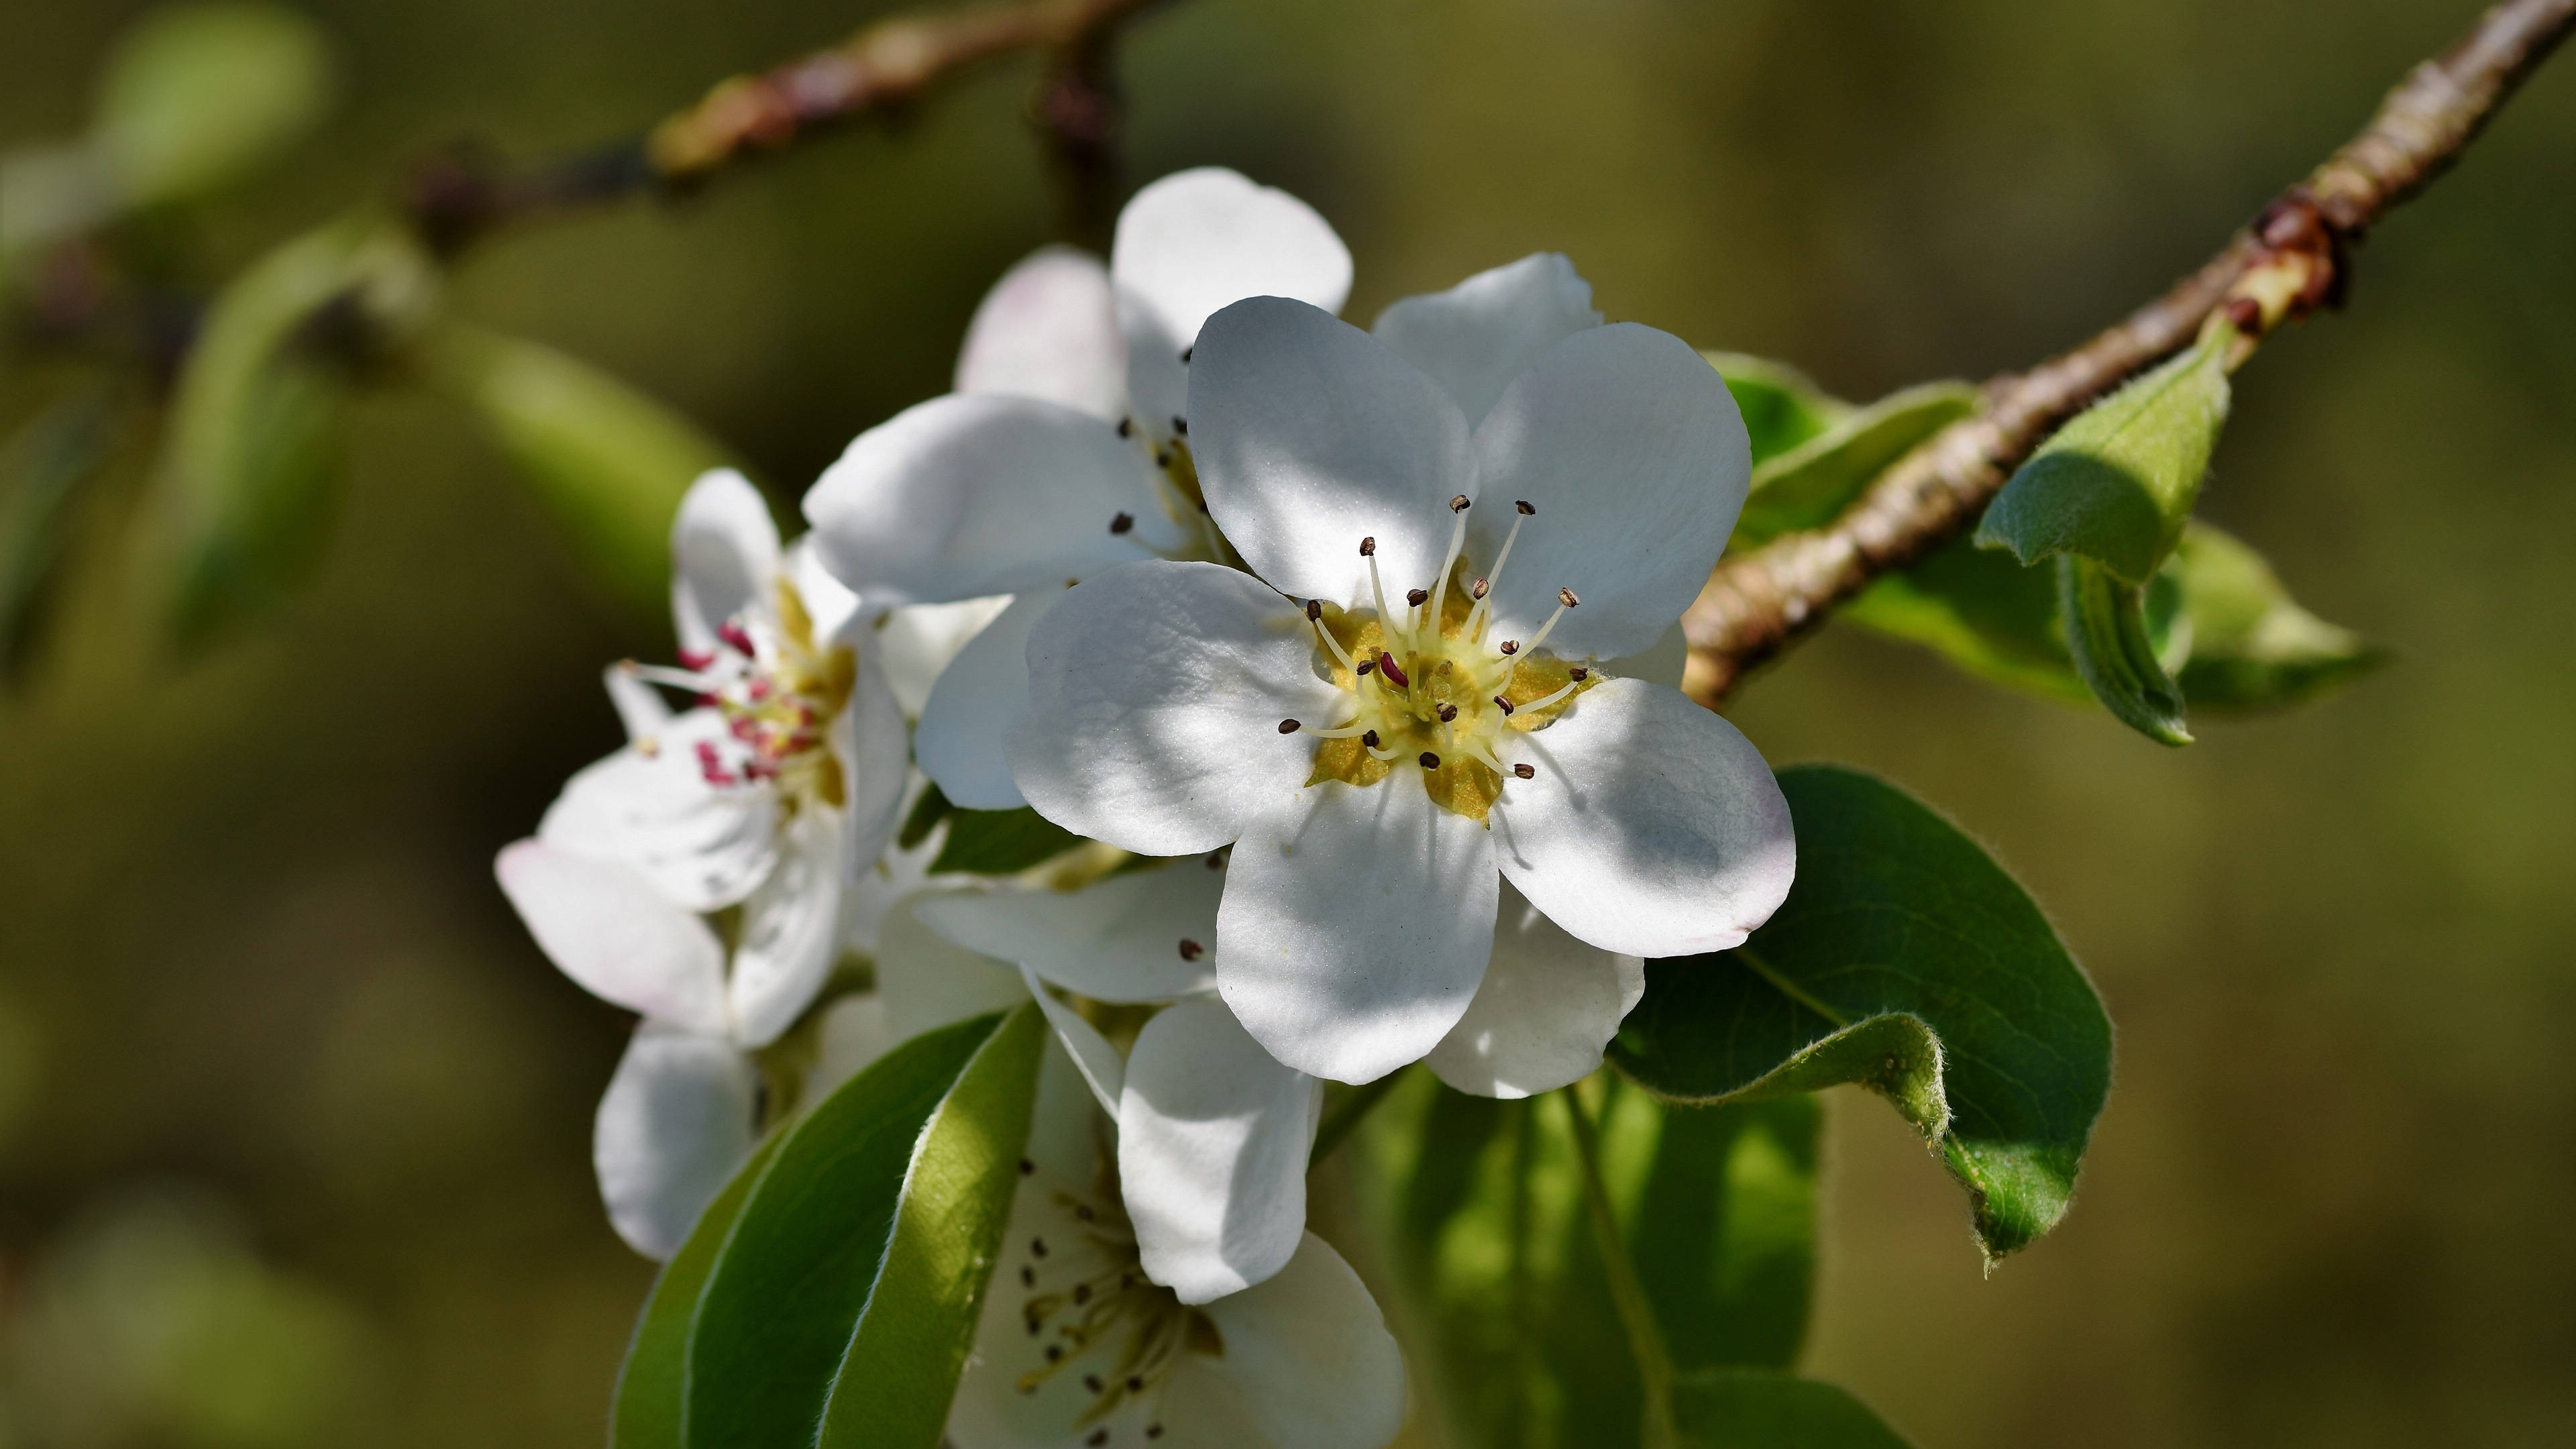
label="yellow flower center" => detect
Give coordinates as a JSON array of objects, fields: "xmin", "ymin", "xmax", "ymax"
[{"xmin": 629, "ymin": 578, "xmax": 855, "ymax": 810}]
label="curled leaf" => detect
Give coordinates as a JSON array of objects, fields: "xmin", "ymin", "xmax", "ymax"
[
  {"xmin": 1733, "ymin": 381, "xmax": 1979, "ymax": 547},
  {"xmin": 2167, "ymin": 521, "xmax": 2384, "ymax": 710},
  {"xmin": 1977, "ymin": 322, "xmax": 2233, "ymax": 584},
  {"xmin": 2058, "ymin": 555, "xmax": 2192, "ymax": 745}
]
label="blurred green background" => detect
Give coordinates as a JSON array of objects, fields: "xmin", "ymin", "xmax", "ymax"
[{"xmin": 3, "ymin": 0, "xmax": 2573, "ymax": 1444}]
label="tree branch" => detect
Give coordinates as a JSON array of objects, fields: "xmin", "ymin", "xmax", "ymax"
[
  {"xmin": 1680, "ymin": 0, "xmax": 2576, "ymax": 707},
  {"xmin": 402, "ymin": 0, "xmax": 1163, "ymax": 256}
]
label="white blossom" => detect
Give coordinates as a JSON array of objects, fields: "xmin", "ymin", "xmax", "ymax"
[{"xmin": 1004, "ymin": 271, "xmax": 1796, "ymax": 1086}]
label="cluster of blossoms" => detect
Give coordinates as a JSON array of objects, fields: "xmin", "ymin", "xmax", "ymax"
[{"xmin": 498, "ymin": 167, "xmax": 1794, "ymax": 1447}]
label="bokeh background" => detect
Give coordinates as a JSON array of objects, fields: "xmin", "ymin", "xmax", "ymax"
[{"xmin": 4, "ymin": 0, "xmax": 2573, "ymax": 1444}]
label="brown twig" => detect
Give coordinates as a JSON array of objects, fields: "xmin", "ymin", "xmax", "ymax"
[
  {"xmin": 401, "ymin": 0, "xmax": 1162, "ymax": 256},
  {"xmin": 1032, "ymin": 26, "xmax": 1128, "ymax": 251},
  {"xmin": 1681, "ymin": 0, "xmax": 2576, "ymax": 707}
]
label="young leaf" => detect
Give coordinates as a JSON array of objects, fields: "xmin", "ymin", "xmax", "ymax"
[
  {"xmin": 1732, "ymin": 382, "xmax": 1979, "ymax": 548},
  {"xmin": 1674, "ymin": 1371, "xmax": 1917, "ymax": 1449},
  {"xmin": 0, "ymin": 385, "xmax": 115, "ymax": 683},
  {"xmin": 147, "ymin": 217, "xmax": 423, "ymax": 648},
  {"xmin": 92, "ymin": 2, "xmax": 333, "ymax": 207},
  {"xmin": 1611, "ymin": 765, "xmax": 2112, "ymax": 1260},
  {"xmin": 609, "ymin": 1132, "xmax": 784, "ymax": 1449},
  {"xmin": 1373, "ymin": 1077, "xmax": 1819, "ymax": 1449},
  {"xmin": 2167, "ymin": 521, "xmax": 2384, "ymax": 710},
  {"xmin": 421, "ymin": 323, "xmax": 737, "ymax": 622},
  {"xmin": 930, "ymin": 806, "xmax": 1084, "ymax": 875},
  {"xmin": 1838, "ymin": 535, "xmax": 2089, "ymax": 702},
  {"xmin": 682, "ymin": 1004, "xmax": 1043, "ymax": 1449},
  {"xmin": 1976, "ymin": 323, "xmax": 2232, "ymax": 584},
  {"xmin": 1703, "ymin": 352, "xmax": 1851, "ymax": 468},
  {"xmin": 2059, "ymin": 555, "xmax": 2192, "ymax": 745}
]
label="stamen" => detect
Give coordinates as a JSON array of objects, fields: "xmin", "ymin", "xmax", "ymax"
[
  {"xmin": 1406, "ymin": 588, "xmax": 1430, "ymax": 608},
  {"xmin": 1305, "ymin": 600, "xmax": 1358, "ymax": 674},
  {"xmin": 1118, "ymin": 417, "xmax": 1134, "ymax": 437},
  {"xmin": 1570, "ymin": 666, "xmax": 1590, "ymax": 681},
  {"xmin": 1493, "ymin": 696, "xmax": 1514, "ymax": 715},
  {"xmin": 1179, "ymin": 346, "xmax": 1193, "ymax": 364},
  {"xmin": 1172, "ymin": 417, "xmax": 1187, "ymax": 435},
  {"xmin": 1178, "ymin": 939, "xmax": 1203, "ymax": 961},
  {"xmin": 1521, "ymin": 677, "xmax": 1585, "ymax": 713},
  {"xmin": 1514, "ymin": 762, "xmax": 1536, "ymax": 780},
  {"xmin": 1361, "ymin": 729, "xmax": 1381, "ymax": 749},
  {"xmin": 1450, "ymin": 494, "xmax": 1471, "ymax": 513},
  {"xmin": 1110, "ymin": 512, "xmax": 1134, "ymax": 535},
  {"xmin": 1436, "ymin": 702, "xmax": 1458, "ymax": 723},
  {"xmin": 1499, "ymin": 641, "xmax": 1519, "ymax": 655},
  {"xmin": 1429, "ymin": 494, "xmax": 1470, "ymax": 629},
  {"xmin": 1356, "ymin": 659, "xmax": 1375, "ymax": 676},
  {"xmin": 1559, "ymin": 587, "xmax": 1582, "ymax": 608},
  {"xmin": 1465, "ymin": 504, "xmax": 1534, "ymax": 639},
  {"xmin": 1277, "ymin": 719, "xmax": 1301, "ymax": 734},
  {"xmin": 1471, "ymin": 576, "xmax": 1489, "ymax": 600},
  {"xmin": 1305, "ymin": 721, "xmax": 1375, "ymax": 739},
  {"xmin": 1362, "ymin": 539, "xmax": 1400, "ymax": 647},
  {"xmin": 625, "ymin": 662, "xmax": 715, "ymax": 692},
  {"xmin": 1418, "ymin": 751, "xmax": 1441, "ymax": 769},
  {"xmin": 1524, "ymin": 598, "xmax": 1575, "ymax": 655}
]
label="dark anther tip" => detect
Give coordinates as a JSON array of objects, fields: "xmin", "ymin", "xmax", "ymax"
[{"xmin": 1277, "ymin": 718, "xmax": 1301, "ymax": 734}]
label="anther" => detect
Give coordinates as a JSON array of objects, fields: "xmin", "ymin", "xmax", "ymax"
[
  {"xmin": 1147, "ymin": 1428, "xmax": 1164, "ymax": 1440},
  {"xmin": 1514, "ymin": 763, "xmax": 1536, "ymax": 779},
  {"xmin": 1086, "ymin": 1431, "xmax": 1109, "ymax": 1448},
  {"xmin": 1173, "ymin": 416, "xmax": 1188, "ymax": 435},
  {"xmin": 1278, "ymin": 718, "xmax": 1301, "ymax": 734},
  {"xmin": 1305, "ymin": 598, "xmax": 1323, "ymax": 621},
  {"xmin": 1493, "ymin": 696, "xmax": 1514, "ymax": 715},
  {"xmin": 1359, "ymin": 536, "xmax": 1376, "ymax": 557},
  {"xmin": 1449, "ymin": 494, "xmax": 1471, "ymax": 513},
  {"xmin": 1437, "ymin": 702, "xmax": 1458, "ymax": 722},
  {"xmin": 1205, "ymin": 850, "xmax": 1226, "ymax": 869},
  {"xmin": 1362, "ymin": 729, "xmax": 1381, "ymax": 749},
  {"xmin": 1559, "ymin": 587, "xmax": 1581, "ymax": 608},
  {"xmin": 1499, "ymin": 641, "xmax": 1519, "ymax": 655},
  {"xmin": 1020, "ymin": 1265, "xmax": 1036, "ymax": 1287},
  {"xmin": 1516, "ymin": 500, "xmax": 1536, "ymax": 515},
  {"xmin": 1074, "ymin": 1285, "xmax": 1091, "ymax": 1305},
  {"xmin": 1377, "ymin": 653, "xmax": 1410, "ymax": 686},
  {"xmin": 1179, "ymin": 938, "xmax": 1205, "ymax": 961},
  {"xmin": 1471, "ymin": 576, "xmax": 1489, "ymax": 600},
  {"xmin": 1570, "ymin": 666, "xmax": 1590, "ymax": 681},
  {"xmin": 1085, "ymin": 1375, "xmax": 1105, "ymax": 1393},
  {"xmin": 1419, "ymin": 751, "xmax": 1441, "ymax": 769},
  {"xmin": 1031, "ymin": 1238, "xmax": 1049, "ymax": 1258},
  {"xmin": 1356, "ymin": 659, "xmax": 1374, "ymax": 676},
  {"xmin": 1046, "ymin": 1345, "xmax": 1065, "ymax": 1363},
  {"xmin": 1020, "ymin": 1158, "xmax": 1034, "ymax": 1175},
  {"xmin": 1407, "ymin": 588, "xmax": 1430, "ymax": 608},
  {"xmin": 1180, "ymin": 345, "xmax": 1193, "ymax": 364},
  {"xmin": 1117, "ymin": 417, "xmax": 1134, "ymax": 438},
  {"xmin": 1110, "ymin": 512, "xmax": 1134, "ymax": 535},
  {"xmin": 1155, "ymin": 451, "xmax": 1171, "ymax": 468}
]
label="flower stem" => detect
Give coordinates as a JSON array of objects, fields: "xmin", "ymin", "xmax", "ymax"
[{"xmin": 1562, "ymin": 1079, "xmax": 1679, "ymax": 1449}]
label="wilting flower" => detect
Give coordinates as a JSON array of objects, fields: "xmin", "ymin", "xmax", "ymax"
[
  {"xmin": 948, "ymin": 1004, "xmax": 1405, "ymax": 1449},
  {"xmin": 802, "ymin": 166, "xmax": 1352, "ymax": 810},
  {"xmin": 1006, "ymin": 273, "xmax": 1796, "ymax": 1085},
  {"xmin": 494, "ymin": 468, "xmax": 909, "ymax": 1255},
  {"xmin": 916, "ymin": 857, "xmax": 1320, "ymax": 1303}
]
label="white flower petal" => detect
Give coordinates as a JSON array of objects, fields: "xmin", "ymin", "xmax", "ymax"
[
  {"xmin": 1010, "ymin": 561, "xmax": 1338, "ymax": 857},
  {"xmin": 875, "ymin": 596, "xmax": 1015, "ymax": 719},
  {"xmin": 728, "ymin": 802, "xmax": 847, "ymax": 1048},
  {"xmin": 1426, "ymin": 880, "xmax": 1645, "ymax": 1098},
  {"xmin": 1493, "ymin": 678, "xmax": 1794, "ymax": 958},
  {"xmin": 669, "ymin": 468, "xmax": 782, "ymax": 657},
  {"xmin": 914, "ymin": 590, "xmax": 1053, "ymax": 810},
  {"xmin": 955, "ymin": 244, "xmax": 1127, "ymax": 421},
  {"xmin": 1201, "ymin": 1232, "xmax": 1407, "ymax": 1449},
  {"xmin": 806, "ymin": 993, "xmax": 894, "ymax": 1102},
  {"xmin": 874, "ymin": 890, "xmax": 1030, "ymax": 1040},
  {"xmin": 914, "ymin": 863, "xmax": 1222, "ymax": 1003},
  {"xmin": 787, "ymin": 536, "xmax": 866, "ymax": 645},
  {"xmin": 803, "ymin": 393, "xmax": 1179, "ymax": 607},
  {"xmin": 594, "ymin": 1022, "xmax": 759, "ymax": 1260},
  {"xmin": 1113, "ymin": 167, "xmax": 1352, "ymax": 446},
  {"xmin": 1466, "ymin": 323, "xmax": 1750, "ymax": 660},
  {"xmin": 839, "ymin": 642, "xmax": 909, "ymax": 877},
  {"xmin": 1371, "ymin": 252, "xmax": 1602, "ymax": 427},
  {"xmin": 494, "ymin": 839, "xmax": 729, "ymax": 1035},
  {"xmin": 1020, "ymin": 966, "xmax": 1125, "ymax": 1118},
  {"xmin": 1218, "ymin": 783, "xmax": 1497, "ymax": 1084},
  {"xmin": 1191, "ymin": 297, "xmax": 1472, "ymax": 608},
  {"xmin": 603, "ymin": 663, "xmax": 672, "ymax": 742},
  {"xmin": 538, "ymin": 711, "xmax": 778, "ymax": 913},
  {"xmin": 837, "ymin": 785, "xmax": 942, "ymax": 956},
  {"xmin": 1119, "ymin": 998, "xmax": 1322, "ymax": 1304}
]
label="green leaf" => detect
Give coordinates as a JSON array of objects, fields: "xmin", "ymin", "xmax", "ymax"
[
  {"xmin": 930, "ymin": 806, "xmax": 1084, "ymax": 876},
  {"xmin": 609, "ymin": 1132, "xmax": 784, "ymax": 1449},
  {"xmin": 2167, "ymin": 521, "xmax": 2384, "ymax": 711},
  {"xmin": 1370, "ymin": 1077, "xmax": 1819, "ymax": 1449},
  {"xmin": 1838, "ymin": 535, "xmax": 2089, "ymax": 702},
  {"xmin": 1704, "ymin": 353, "xmax": 1851, "ymax": 468},
  {"xmin": 0, "ymin": 385, "xmax": 115, "ymax": 682},
  {"xmin": 421, "ymin": 323, "xmax": 737, "ymax": 621},
  {"xmin": 1611, "ymin": 765, "xmax": 2112, "ymax": 1260},
  {"xmin": 1976, "ymin": 323, "xmax": 2233, "ymax": 584},
  {"xmin": 2059, "ymin": 555, "xmax": 2192, "ymax": 745},
  {"xmin": 93, "ymin": 3, "xmax": 333, "ymax": 206},
  {"xmin": 682, "ymin": 1004, "xmax": 1042, "ymax": 1449},
  {"xmin": 148, "ymin": 217, "xmax": 429, "ymax": 647},
  {"xmin": 896, "ymin": 782, "xmax": 953, "ymax": 851},
  {"xmin": 1674, "ymin": 1371, "xmax": 1916, "ymax": 1449},
  {"xmin": 1733, "ymin": 382, "xmax": 1979, "ymax": 548}
]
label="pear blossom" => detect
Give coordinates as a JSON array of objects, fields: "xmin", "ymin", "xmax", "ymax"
[
  {"xmin": 916, "ymin": 857, "xmax": 1321, "ymax": 1303},
  {"xmin": 1006, "ymin": 279, "xmax": 1797, "ymax": 1085},
  {"xmin": 493, "ymin": 467, "xmax": 910, "ymax": 1256},
  {"xmin": 802, "ymin": 166, "xmax": 1352, "ymax": 811},
  {"xmin": 948, "ymin": 992, "xmax": 1405, "ymax": 1449}
]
